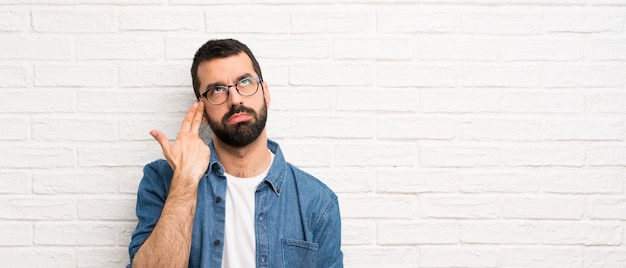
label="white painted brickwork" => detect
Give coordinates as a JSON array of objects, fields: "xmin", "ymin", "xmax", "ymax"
[{"xmin": 1, "ymin": 1, "xmax": 626, "ymax": 267}]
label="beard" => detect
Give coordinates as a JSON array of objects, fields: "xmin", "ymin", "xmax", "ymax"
[{"xmin": 207, "ymin": 101, "xmax": 267, "ymax": 147}]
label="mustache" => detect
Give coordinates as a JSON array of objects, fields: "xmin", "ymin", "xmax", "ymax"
[{"xmin": 222, "ymin": 105, "xmax": 257, "ymax": 123}]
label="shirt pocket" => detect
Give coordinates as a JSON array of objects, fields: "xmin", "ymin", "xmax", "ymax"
[{"xmin": 281, "ymin": 238, "xmax": 319, "ymax": 268}]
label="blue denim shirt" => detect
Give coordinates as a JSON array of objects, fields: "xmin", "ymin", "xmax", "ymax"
[{"xmin": 127, "ymin": 140, "xmax": 343, "ymax": 268}]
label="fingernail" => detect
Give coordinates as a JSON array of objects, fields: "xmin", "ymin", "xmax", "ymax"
[{"xmin": 193, "ymin": 102, "xmax": 198, "ymax": 108}]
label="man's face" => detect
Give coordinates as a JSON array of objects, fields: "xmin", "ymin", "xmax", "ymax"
[{"xmin": 196, "ymin": 52, "xmax": 269, "ymax": 147}]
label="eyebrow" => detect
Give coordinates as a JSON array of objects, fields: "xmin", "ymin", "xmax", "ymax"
[{"xmin": 204, "ymin": 73, "xmax": 253, "ymax": 91}]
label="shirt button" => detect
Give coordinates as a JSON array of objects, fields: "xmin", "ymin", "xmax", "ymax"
[
  {"xmin": 215, "ymin": 196, "xmax": 222, "ymax": 203},
  {"xmin": 260, "ymin": 255, "xmax": 267, "ymax": 263},
  {"xmin": 214, "ymin": 239, "xmax": 221, "ymax": 246}
]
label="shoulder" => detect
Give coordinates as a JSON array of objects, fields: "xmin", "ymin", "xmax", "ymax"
[
  {"xmin": 286, "ymin": 163, "xmax": 338, "ymax": 202},
  {"xmin": 139, "ymin": 159, "xmax": 174, "ymax": 193}
]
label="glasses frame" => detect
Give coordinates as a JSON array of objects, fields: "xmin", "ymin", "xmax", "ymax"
[{"xmin": 200, "ymin": 77, "xmax": 263, "ymax": 105}]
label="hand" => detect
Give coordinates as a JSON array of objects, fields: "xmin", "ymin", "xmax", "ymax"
[{"xmin": 150, "ymin": 101, "xmax": 211, "ymax": 185}]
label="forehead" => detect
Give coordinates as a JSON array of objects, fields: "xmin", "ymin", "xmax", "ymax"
[{"xmin": 197, "ymin": 52, "xmax": 256, "ymax": 84}]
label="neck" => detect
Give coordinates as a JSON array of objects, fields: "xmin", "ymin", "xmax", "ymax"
[{"xmin": 213, "ymin": 131, "xmax": 271, "ymax": 178}]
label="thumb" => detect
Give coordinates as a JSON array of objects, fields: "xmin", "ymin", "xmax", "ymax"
[{"xmin": 150, "ymin": 130, "xmax": 171, "ymax": 154}]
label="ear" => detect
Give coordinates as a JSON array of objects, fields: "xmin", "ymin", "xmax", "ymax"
[{"xmin": 262, "ymin": 81, "xmax": 270, "ymax": 108}]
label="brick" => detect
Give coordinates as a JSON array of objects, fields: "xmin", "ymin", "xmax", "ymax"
[
  {"xmin": 461, "ymin": 11, "xmax": 542, "ymax": 34},
  {"xmin": 165, "ymin": 35, "xmax": 214, "ymax": 60},
  {"xmin": 585, "ymin": 249, "xmax": 626, "ymax": 268},
  {"xmin": 503, "ymin": 197, "xmax": 584, "ymax": 219},
  {"xmin": 421, "ymin": 89, "xmax": 500, "ymax": 113},
  {"xmin": 32, "ymin": 117, "xmax": 117, "ymax": 141},
  {"xmin": 32, "ymin": 9, "xmax": 118, "ymax": 33},
  {"xmin": 544, "ymin": 118, "xmax": 623, "ymax": 141},
  {"xmin": 588, "ymin": 90, "xmax": 626, "ymax": 113},
  {"xmin": 0, "ymin": 171, "xmax": 30, "ymax": 193},
  {"xmin": 543, "ymin": 65, "xmax": 624, "ymax": 88},
  {"xmin": 292, "ymin": 10, "xmax": 373, "ymax": 33},
  {"xmin": 35, "ymin": 223, "xmax": 120, "ymax": 246},
  {"xmin": 256, "ymin": 0, "xmax": 333, "ymax": 3},
  {"xmin": 378, "ymin": 64, "xmax": 456, "ymax": 87},
  {"xmin": 0, "ymin": 65, "xmax": 30, "ymax": 87},
  {"xmin": 590, "ymin": 198, "xmax": 626, "ymax": 220},
  {"xmin": 335, "ymin": 142, "xmax": 417, "ymax": 167},
  {"xmin": 270, "ymin": 87, "xmax": 334, "ymax": 111},
  {"xmin": 0, "ymin": 146, "xmax": 75, "ymax": 168},
  {"xmin": 249, "ymin": 36, "xmax": 331, "ymax": 59},
  {"xmin": 0, "ymin": 117, "xmax": 29, "ymax": 140},
  {"xmin": 503, "ymin": 90, "xmax": 584, "ymax": 114},
  {"xmin": 0, "ymin": 35, "xmax": 73, "ymax": 60},
  {"xmin": 163, "ymin": 87, "xmax": 197, "ymax": 113},
  {"xmin": 33, "ymin": 169, "xmax": 119, "ymax": 194},
  {"xmin": 502, "ymin": 247, "xmax": 581, "ymax": 268},
  {"xmin": 543, "ymin": 222, "xmax": 621, "ymax": 245},
  {"xmin": 420, "ymin": 145, "xmax": 500, "ymax": 168},
  {"xmin": 459, "ymin": 118, "xmax": 542, "ymax": 141},
  {"xmin": 0, "ymin": 9, "xmax": 29, "ymax": 31},
  {"xmin": 1, "ymin": 0, "xmax": 75, "ymax": 3},
  {"xmin": 35, "ymin": 64, "xmax": 116, "ymax": 87},
  {"xmin": 117, "ymin": 223, "xmax": 136, "ymax": 246},
  {"xmin": 119, "ymin": 115, "xmax": 181, "ymax": 141},
  {"xmin": 460, "ymin": 170, "xmax": 542, "ymax": 193},
  {"xmin": 119, "ymin": 63, "xmax": 188, "ymax": 87},
  {"xmin": 460, "ymin": 65, "xmax": 540, "ymax": 87},
  {"xmin": 291, "ymin": 115, "xmax": 374, "ymax": 138},
  {"xmin": 334, "ymin": 36, "xmax": 414, "ymax": 60},
  {"xmin": 419, "ymin": 36, "xmax": 499, "ymax": 60},
  {"xmin": 304, "ymin": 167, "xmax": 374, "ymax": 193},
  {"xmin": 78, "ymin": 142, "xmax": 162, "ymax": 167},
  {"xmin": 501, "ymin": 37, "xmax": 584, "ymax": 61},
  {"xmin": 544, "ymin": 9, "xmax": 623, "ymax": 33},
  {"xmin": 0, "ymin": 223, "xmax": 33, "ymax": 246},
  {"xmin": 207, "ymin": 8, "xmax": 289, "ymax": 33},
  {"xmin": 78, "ymin": 89, "xmax": 165, "ymax": 113},
  {"xmin": 376, "ymin": 168, "xmax": 457, "ymax": 193},
  {"xmin": 81, "ymin": 0, "xmax": 165, "ymax": 4},
  {"xmin": 0, "ymin": 198, "xmax": 75, "ymax": 220},
  {"xmin": 77, "ymin": 36, "xmax": 164, "ymax": 60},
  {"xmin": 342, "ymin": 220, "xmax": 375, "ymax": 245},
  {"xmin": 0, "ymin": 89, "xmax": 74, "ymax": 113},
  {"xmin": 0, "ymin": 249, "xmax": 74, "ymax": 268},
  {"xmin": 378, "ymin": 116, "xmax": 456, "ymax": 140},
  {"xmin": 77, "ymin": 248, "xmax": 129, "ymax": 268},
  {"xmin": 120, "ymin": 8, "xmax": 203, "ymax": 31},
  {"xmin": 377, "ymin": 221, "xmax": 458, "ymax": 244},
  {"xmin": 267, "ymin": 112, "xmax": 289, "ymax": 139},
  {"xmin": 78, "ymin": 198, "xmax": 135, "ymax": 220},
  {"xmin": 588, "ymin": 145, "xmax": 626, "ymax": 166},
  {"xmin": 262, "ymin": 63, "xmax": 289, "ymax": 86},
  {"xmin": 378, "ymin": 8, "xmax": 457, "ymax": 33},
  {"xmin": 461, "ymin": 221, "xmax": 541, "ymax": 244},
  {"xmin": 169, "ymin": 0, "xmax": 246, "ymax": 4},
  {"xmin": 279, "ymin": 142, "xmax": 333, "ymax": 167},
  {"xmin": 420, "ymin": 195, "xmax": 500, "ymax": 219},
  {"xmin": 343, "ymin": 247, "xmax": 417, "ymax": 268},
  {"xmin": 542, "ymin": 170, "xmax": 623, "ymax": 194},
  {"xmin": 337, "ymin": 88, "xmax": 418, "ymax": 112},
  {"xmin": 589, "ymin": 38, "xmax": 626, "ymax": 60},
  {"xmin": 420, "ymin": 246, "xmax": 499, "ymax": 267},
  {"xmin": 290, "ymin": 62, "xmax": 373, "ymax": 86},
  {"xmin": 117, "ymin": 167, "xmax": 143, "ymax": 194},
  {"xmin": 503, "ymin": 145, "xmax": 585, "ymax": 167},
  {"xmin": 340, "ymin": 194, "xmax": 417, "ymax": 219}
]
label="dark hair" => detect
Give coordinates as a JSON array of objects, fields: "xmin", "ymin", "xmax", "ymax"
[{"xmin": 190, "ymin": 39, "xmax": 263, "ymax": 99}]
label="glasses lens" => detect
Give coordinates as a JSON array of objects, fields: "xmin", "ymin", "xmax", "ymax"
[
  {"xmin": 207, "ymin": 87, "xmax": 228, "ymax": 104},
  {"xmin": 237, "ymin": 78, "xmax": 259, "ymax": 96}
]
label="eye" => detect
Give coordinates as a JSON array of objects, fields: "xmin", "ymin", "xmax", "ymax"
[{"xmin": 239, "ymin": 78, "xmax": 252, "ymax": 86}]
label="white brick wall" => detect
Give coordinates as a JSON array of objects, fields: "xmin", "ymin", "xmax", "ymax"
[{"xmin": 1, "ymin": 1, "xmax": 626, "ymax": 267}]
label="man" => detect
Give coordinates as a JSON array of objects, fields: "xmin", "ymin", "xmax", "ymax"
[{"xmin": 127, "ymin": 39, "xmax": 343, "ymax": 268}]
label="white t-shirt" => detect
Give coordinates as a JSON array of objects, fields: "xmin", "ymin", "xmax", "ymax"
[{"xmin": 221, "ymin": 151, "xmax": 274, "ymax": 268}]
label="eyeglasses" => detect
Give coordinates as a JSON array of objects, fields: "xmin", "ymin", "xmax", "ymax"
[{"xmin": 200, "ymin": 77, "xmax": 263, "ymax": 105}]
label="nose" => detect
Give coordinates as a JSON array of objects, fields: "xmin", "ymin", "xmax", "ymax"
[{"xmin": 226, "ymin": 86, "xmax": 243, "ymax": 107}]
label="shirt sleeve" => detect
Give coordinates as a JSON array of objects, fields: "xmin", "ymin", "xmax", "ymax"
[
  {"xmin": 313, "ymin": 197, "xmax": 344, "ymax": 268},
  {"xmin": 127, "ymin": 161, "xmax": 172, "ymax": 267}
]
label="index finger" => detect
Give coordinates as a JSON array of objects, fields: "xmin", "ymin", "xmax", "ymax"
[
  {"xmin": 180, "ymin": 101, "xmax": 199, "ymax": 133},
  {"xmin": 190, "ymin": 101, "xmax": 204, "ymax": 133}
]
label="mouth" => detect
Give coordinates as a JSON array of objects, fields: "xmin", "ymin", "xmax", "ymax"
[{"xmin": 227, "ymin": 112, "xmax": 253, "ymax": 124}]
